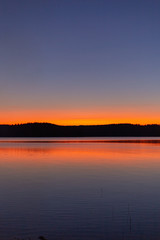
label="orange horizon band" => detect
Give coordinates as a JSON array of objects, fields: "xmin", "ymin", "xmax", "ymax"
[
  {"xmin": 0, "ymin": 120, "xmax": 160, "ymax": 126},
  {"xmin": 1, "ymin": 108, "xmax": 160, "ymax": 125}
]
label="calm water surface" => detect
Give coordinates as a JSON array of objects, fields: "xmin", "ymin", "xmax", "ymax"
[{"xmin": 0, "ymin": 138, "xmax": 160, "ymax": 239}]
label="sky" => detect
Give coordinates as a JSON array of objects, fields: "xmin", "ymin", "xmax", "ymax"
[{"xmin": 0, "ymin": 0, "xmax": 160, "ymax": 125}]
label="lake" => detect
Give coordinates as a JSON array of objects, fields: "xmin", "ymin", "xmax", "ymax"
[{"xmin": 0, "ymin": 137, "xmax": 160, "ymax": 240}]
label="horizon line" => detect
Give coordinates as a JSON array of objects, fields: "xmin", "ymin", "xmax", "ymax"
[{"xmin": 1, "ymin": 122, "xmax": 160, "ymax": 127}]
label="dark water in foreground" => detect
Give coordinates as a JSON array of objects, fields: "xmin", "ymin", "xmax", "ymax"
[{"xmin": 1, "ymin": 138, "xmax": 160, "ymax": 239}]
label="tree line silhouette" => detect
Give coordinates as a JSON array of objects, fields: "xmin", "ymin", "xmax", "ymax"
[{"xmin": 0, "ymin": 123, "xmax": 160, "ymax": 137}]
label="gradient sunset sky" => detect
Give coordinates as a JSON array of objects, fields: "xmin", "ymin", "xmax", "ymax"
[{"xmin": 1, "ymin": 0, "xmax": 160, "ymax": 125}]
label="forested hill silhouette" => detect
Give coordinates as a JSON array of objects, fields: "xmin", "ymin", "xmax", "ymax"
[{"xmin": 0, "ymin": 123, "xmax": 160, "ymax": 137}]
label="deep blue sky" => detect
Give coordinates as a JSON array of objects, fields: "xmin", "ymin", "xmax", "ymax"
[{"xmin": 0, "ymin": 0, "xmax": 160, "ymax": 124}]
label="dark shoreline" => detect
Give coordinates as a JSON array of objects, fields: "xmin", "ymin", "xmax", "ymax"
[{"xmin": 0, "ymin": 123, "xmax": 160, "ymax": 137}]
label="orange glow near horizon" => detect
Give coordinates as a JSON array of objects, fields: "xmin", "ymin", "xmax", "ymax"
[{"xmin": 1, "ymin": 108, "xmax": 160, "ymax": 125}]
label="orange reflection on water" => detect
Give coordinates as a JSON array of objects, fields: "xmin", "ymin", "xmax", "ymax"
[{"xmin": 0, "ymin": 141, "xmax": 160, "ymax": 170}]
